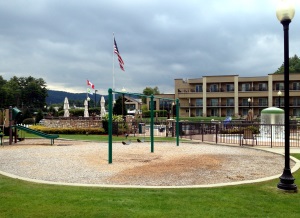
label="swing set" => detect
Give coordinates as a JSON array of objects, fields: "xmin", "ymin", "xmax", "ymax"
[{"xmin": 107, "ymin": 88, "xmax": 180, "ymax": 164}]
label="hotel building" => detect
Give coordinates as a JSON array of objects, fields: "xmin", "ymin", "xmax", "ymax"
[{"xmin": 174, "ymin": 73, "xmax": 300, "ymax": 118}]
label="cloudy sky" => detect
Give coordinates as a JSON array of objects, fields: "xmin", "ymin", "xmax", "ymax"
[{"xmin": 1, "ymin": 0, "xmax": 300, "ymax": 95}]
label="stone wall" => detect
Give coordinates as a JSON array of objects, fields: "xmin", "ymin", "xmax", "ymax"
[{"xmin": 42, "ymin": 117, "xmax": 102, "ymax": 128}]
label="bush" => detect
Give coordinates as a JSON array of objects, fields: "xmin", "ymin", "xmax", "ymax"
[
  {"xmin": 142, "ymin": 110, "xmax": 167, "ymax": 118},
  {"xmin": 22, "ymin": 118, "xmax": 35, "ymax": 125},
  {"xmin": 220, "ymin": 125, "xmax": 260, "ymax": 134},
  {"xmin": 30, "ymin": 126, "xmax": 105, "ymax": 135}
]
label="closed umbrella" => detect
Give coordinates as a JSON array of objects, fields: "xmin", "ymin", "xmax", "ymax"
[
  {"xmin": 63, "ymin": 97, "xmax": 70, "ymax": 117},
  {"xmin": 100, "ymin": 96, "xmax": 106, "ymax": 118},
  {"xmin": 84, "ymin": 100, "xmax": 89, "ymax": 117}
]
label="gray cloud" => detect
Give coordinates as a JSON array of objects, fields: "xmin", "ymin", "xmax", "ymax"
[{"xmin": 0, "ymin": 0, "xmax": 300, "ymax": 96}]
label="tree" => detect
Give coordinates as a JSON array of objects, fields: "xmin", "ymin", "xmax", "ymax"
[
  {"xmin": 113, "ymin": 96, "xmax": 126, "ymax": 116},
  {"xmin": 0, "ymin": 76, "xmax": 48, "ymax": 109},
  {"xmin": 35, "ymin": 109, "xmax": 44, "ymax": 124},
  {"xmin": 274, "ymin": 54, "xmax": 300, "ymax": 74},
  {"xmin": 142, "ymin": 86, "xmax": 160, "ymax": 103}
]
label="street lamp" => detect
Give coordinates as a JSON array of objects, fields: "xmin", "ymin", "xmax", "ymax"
[
  {"xmin": 94, "ymin": 90, "xmax": 98, "ymax": 108},
  {"xmin": 248, "ymin": 98, "xmax": 251, "ymax": 110},
  {"xmin": 277, "ymin": 90, "xmax": 282, "ymax": 108},
  {"xmin": 276, "ymin": 0, "xmax": 297, "ymax": 191},
  {"xmin": 87, "ymin": 96, "xmax": 90, "ymax": 114}
]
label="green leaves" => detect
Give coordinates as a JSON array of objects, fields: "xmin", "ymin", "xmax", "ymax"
[{"xmin": 274, "ymin": 54, "xmax": 300, "ymax": 74}]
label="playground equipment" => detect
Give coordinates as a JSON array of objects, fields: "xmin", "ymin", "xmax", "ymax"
[
  {"xmin": 122, "ymin": 133, "xmax": 131, "ymax": 145},
  {"xmin": 13, "ymin": 125, "xmax": 59, "ymax": 145},
  {"xmin": 2, "ymin": 106, "xmax": 22, "ymax": 145},
  {"xmin": 122, "ymin": 140, "xmax": 131, "ymax": 145},
  {"xmin": 107, "ymin": 88, "xmax": 180, "ymax": 163},
  {"xmin": 1, "ymin": 106, "xmax": 59, "ymax": 145}
]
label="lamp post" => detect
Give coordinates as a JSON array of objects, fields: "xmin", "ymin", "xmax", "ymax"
[
  {"xmin": 248, "ymin": 98, "xmax": 251, "ymax": 110},
  {"xmin": 87, "ymin": 96, "xmax": 90, "ymax": 114},
  {"xmin": 276, "ymin": 0, "xmax": 297, "ymax": 191},
  {"xmin": 277, "ymin": 90, "xmax": 282, "ymax": 108},
  {"xmin": 94, "ymin": 90, "xmax": 98, "ymax": 108}
]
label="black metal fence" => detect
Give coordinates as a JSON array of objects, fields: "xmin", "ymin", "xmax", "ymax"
[
  {"xmin": 179, "ymin": 121, "xmax": 300, "ymax": 147},
  {"xmin": 84, "ymin": 118, "xmax": 300, "ymax": 148}
]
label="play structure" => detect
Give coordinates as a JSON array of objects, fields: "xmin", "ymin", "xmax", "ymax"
[
  {"xmin": 107, "ymin": 88, "xmax": 180, "ymax": 163},
  {"xmin": 1, "ymin": 106, "xmax": 59, "ymax": 145}
]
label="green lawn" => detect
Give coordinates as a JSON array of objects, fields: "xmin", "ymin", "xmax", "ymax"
[
  {"xmin": 13, "ymin": 132, "xmax": 184, "ymax": 142},
  {"xmin": 0, "ymin": 146, "xmax": 299, "ymax": 218}
]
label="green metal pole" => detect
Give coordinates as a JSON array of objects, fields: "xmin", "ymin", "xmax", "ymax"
[
  {"xmin": 108, "ymin": 88, "xmax": 113, "ymax": 164},
  {"xmin": 150, "ymin": 94, "xmax": 154, "ymax": 152},
  {"xmin": 176, "ymin": 98, "xmax": 179, "ymax": 146}
]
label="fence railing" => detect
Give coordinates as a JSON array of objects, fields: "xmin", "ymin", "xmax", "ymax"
[{"xmin": 179, "ymin": 121, "xmax": 300, "ymax": 147}]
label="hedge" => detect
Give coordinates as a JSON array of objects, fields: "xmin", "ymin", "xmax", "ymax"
[{"xmin": 30, "ymin": 126, "xmax": 105, "ymax": 135}]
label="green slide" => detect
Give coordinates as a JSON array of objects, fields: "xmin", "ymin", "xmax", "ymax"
[{"xmin": 13, "ymin": 125, "xmax": 59, "ymax": 145}]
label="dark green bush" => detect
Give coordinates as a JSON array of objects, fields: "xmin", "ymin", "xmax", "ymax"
[
  {"xmin": 220, "ymin": 126, "xmax": 260, "ymax": 134},
  {"xmin": 142, "ymin": 110, "xmax": 167, "ymax": 118},
  {"xmin": 22, "ymin": 118, "xmax": 35, "ymax": 125}
]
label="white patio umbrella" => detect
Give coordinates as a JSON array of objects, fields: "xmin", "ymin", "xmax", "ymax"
[
  {"xmin": 63, "ymin": 97, "xmax": 70, "ymax": 117},
  {"xmin": 84, "ymin": 100, "xmax": 89, "ymax": 117},
  {"xmin": 246, "ymin": 109, "xmax": 253, "ymax": 122},
  {"xmin": 100, "ymin": 96, "xmax": 106, "ymax": 118}
]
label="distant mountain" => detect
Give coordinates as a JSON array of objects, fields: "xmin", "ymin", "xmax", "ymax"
[{"xmin": 46, "ymin": 90, "xmax": 107, "ymax": 105}]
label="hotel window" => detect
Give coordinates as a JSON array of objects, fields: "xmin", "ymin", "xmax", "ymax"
[
  {"xmin": 293, "ymin": 108, "xmax": 300, "ymax": 117},
  {"xmin": 226, "ymin": 98, "xmax": 234, "ymax": 106},
  {"xmin": 258, "ymin": 83, "xmax": 267, "ymax": 91},
  {"xmin": 258, "ymin": 98, "xmax": 268, "ymax": 106},
  {"xmin": 210, "ymin": 84, "xmax": 218, "ymax": 92},
  {"xmin": 242, "ymin": 83, "xmax": 250, "ymax": 91},
  {"xmin": 242, "ymin": 98, "xmax": 249, "ymax": 106},
  {"xmin": 210, "ymin": 99, "xmax": 219, "ymax": 106},
  {"xmin": 210, "ymin": 108, "xmax": 219, "ymax": 116},
  {"xmin": 195, "ymin": 109, "xmax": 203, "ymax": 116},
  {"xmin": 195, "ymin": 99, "xmax": 203, "ymax": 106},
  {"xmin": 293, "ymin": 97, "xmax": 300, "ymax": 106},
  {"xmin": 293, "ymin": 82, "xmax": 300, "ymax": 90},
  {"xmin": 195, "ymin": 84, "xmax": 203, "ymax": 92},
  {"xmin": 275, "ymin": 83, "xmax": 284, "ymax": 91},
  {"xmin": 226, "ymin": 108, "xmax": 234, "ymax": 116},
  {"xmin": 226, "ymin": 84, "xmax": 234, "ymax": 91}
]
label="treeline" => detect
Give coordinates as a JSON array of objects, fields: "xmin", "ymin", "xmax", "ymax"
[{"xmin": 0, "ymin": 75, "xmax": 47, "ymax": 109}]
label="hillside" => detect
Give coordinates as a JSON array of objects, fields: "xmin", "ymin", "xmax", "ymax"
[{"xmin": 46, "ymin": 90, "xmax": 106, "ymax": 105}]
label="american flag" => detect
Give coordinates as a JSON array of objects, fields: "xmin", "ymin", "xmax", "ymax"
[{"xmin": 114, "ymin": 37, "xmax": 125, "ymax": 71}]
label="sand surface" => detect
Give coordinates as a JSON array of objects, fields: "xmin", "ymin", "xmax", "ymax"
[{"xmin": 0, "ymin": 139, "xmax": 291, "ymax": 187}]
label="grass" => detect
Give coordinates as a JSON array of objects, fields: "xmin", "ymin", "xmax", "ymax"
[
  {"xmin": 12, "ymin": 132, "xmax": 185, "ymax": 142},
  {"xmin": 0, "ymin": 146, "xmax": 300, "ymax": 217},
  {"xmin": 0, "ymin": 162, "xmax": 300, "ymax": 217}
]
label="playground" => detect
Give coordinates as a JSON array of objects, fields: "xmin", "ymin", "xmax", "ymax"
[{"xmin": 0, "ymin": 138, "xmax": 295, "ymax": 187}]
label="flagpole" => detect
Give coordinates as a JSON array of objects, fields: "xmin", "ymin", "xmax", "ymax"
[{"xmin": 112, "ymin": 32, "xmax": 115, "ymax": 104}]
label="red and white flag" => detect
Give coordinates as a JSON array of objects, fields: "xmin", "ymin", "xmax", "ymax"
[
  {"xmin": 114, "ymin": 37, "xmax": 125, "ymax": 71},
  {"xmin": 87, "ymin": 80, "xmax": 95, "ymax": 89}
]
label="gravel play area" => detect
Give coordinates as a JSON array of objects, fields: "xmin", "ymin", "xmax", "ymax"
[{"xmin": 0, "ymin": 139, "xmax": 293, "ymax": 187}]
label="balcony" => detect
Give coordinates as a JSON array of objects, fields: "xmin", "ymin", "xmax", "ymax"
[{"xmin": 178, "ymin": 88, "xmax": 199, "ymax": 93}]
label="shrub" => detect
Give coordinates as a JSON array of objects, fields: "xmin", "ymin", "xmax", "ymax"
[
  {"xmin": 142, "ymin": 110, "xmax": 167, "ymax": 118},
  {"xmin": 220, "ymin": 125, "xmax": 260, "ymax": 134},
  {"xmin": 29, "ymin": 126, "xmax": 105, "ymax": 135},
  {"xmin": 22, "ymin": 118, "xmax": 35, "ymax": 125}
]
